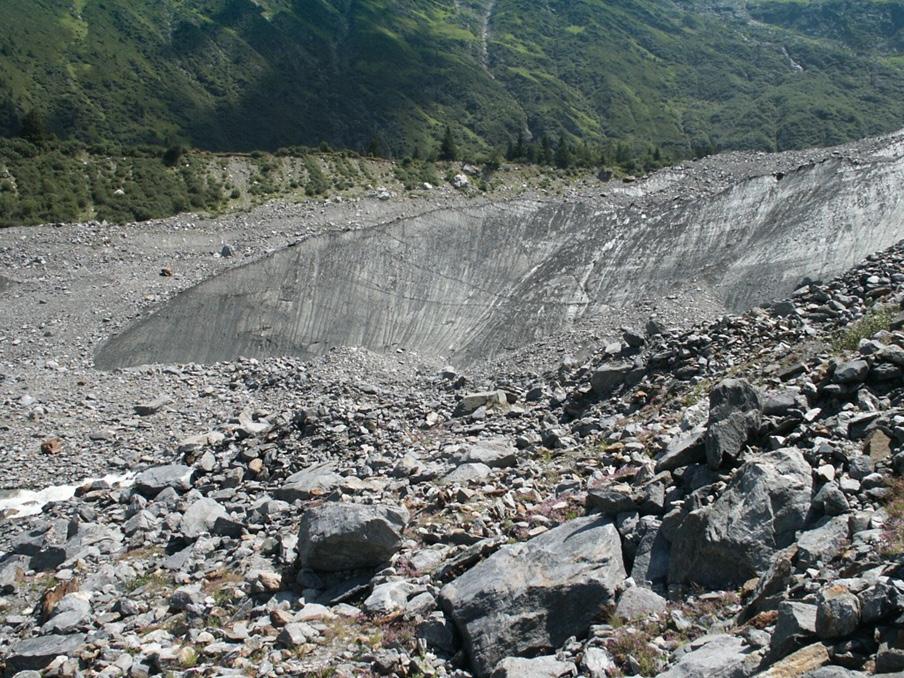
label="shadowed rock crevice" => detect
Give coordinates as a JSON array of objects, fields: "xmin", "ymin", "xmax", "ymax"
[{"xmin": 95, "ymin": 154, "xmax": 904, "ymax": 370}]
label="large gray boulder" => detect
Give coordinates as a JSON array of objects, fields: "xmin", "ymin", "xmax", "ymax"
[
  {"xmin": 6, "ymin": 633, "xmax": 87, "ymax": 672},
  {"xmin": 669, "ymin": 448, "xmax": 812, "ymax": 589},
  {"xmin": 491, "ymin": 655, "xmax": 577, "ymax": 677},
  {"xmin": 442, "ymin": 462, "xmax": 493, "ymax": 485},
  {"xmin": 297, "ymin": 503, "xmax": 409, "ymax": 572},
  {"xmin": 180, "ymin": 497, "xmax": 228, "ymax": 540},
  {"xmin": 586, "ymin": 485, "xmax": 638, "ymax": 515},
  {"xmin": 440, "ymin": 515, "xmax": 626, "ymax": 677},
  {"xmin": 796, "ymin": 515, "xmax": 850, "ymax": 567},
  {"xmin": 655, "ymin": 634, "xmax": 760, "ymax": 678},
  {"xmin": 133, "ymin": 464, "xmax": 194, "ymax": 497},
  {"xmin": 275, "ymin": 462, "xmax": 342, "ymax": 502},
  {"xmin": 454, "ymin": 391, "xmax": 510, "ymax": 417},
  {"xmin": 591, "ymin": 361, "xmax": 642, "ymax": 398},
  {"xmin": 630, "ymin": 522, "xmax": 670, "ymax": 589},
  {"xmin": 704, "ymin": 379, "xmax": 762, "ymax": 469},
  {"xmin": 655, "ymin": 426, "xmax": 705, "ymax": 472},
  {"xmin": 13, "ymin": 521, "xmax": 123, "ymax": 572},
  {"xmin": 616, "ymin": 586, "xmax": 667, "ymax": 620},
  {"xmin": 833, "ymin": 359, "xmax": 869, "ymax": 384},
  {"xmin": 0, "ymin": 554, "xmax": 29, "ymax": 593},
  {"xmin": 770, "ymin": 601, "xmax": 817, "ymax": 660},
  {"xmin": 41, "ymin": 592, "xmax": 92, "ymax": 634},
  {"xmin": 452, "ymin": 439, "xmax": 517, "ymax": 468}
]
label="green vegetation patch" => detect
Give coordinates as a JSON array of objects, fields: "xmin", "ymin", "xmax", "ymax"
[
  {"xmin": 832, "ymin": 304, "xmax": 896, "ymax": 352},
  {"xmin": 0, "ymin": 139, "xmax": 223, "ymax": 227},
  {"xmin": 1, "ymin": 0, "xmax": 904, "ymax": 159}
]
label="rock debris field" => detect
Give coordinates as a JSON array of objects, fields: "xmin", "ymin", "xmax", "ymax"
[{"xmin": 3, "ymin": 131, "xmax": 904, "ymax": 676}]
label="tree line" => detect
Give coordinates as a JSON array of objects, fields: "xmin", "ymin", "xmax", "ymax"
[{"xmin": 366, "ymin": 125, "xmax": 681, "ymax": 175}]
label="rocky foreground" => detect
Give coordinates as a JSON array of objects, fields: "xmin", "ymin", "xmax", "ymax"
[{"xmin": 5, "ymin": 245, "xmax": 904, "ymax": 675}]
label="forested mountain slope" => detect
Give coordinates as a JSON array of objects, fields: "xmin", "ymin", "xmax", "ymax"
[{"xmin": 1, "ymin": 0, "xmax": 903, "ymax": 156}]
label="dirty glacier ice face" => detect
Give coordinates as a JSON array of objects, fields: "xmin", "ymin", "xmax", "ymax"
[{"xmin": 95, "ymin": 155, "xmax": 904, "ymax": 370}]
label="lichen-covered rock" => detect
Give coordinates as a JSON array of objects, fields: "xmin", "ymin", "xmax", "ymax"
[{"xmin": 815, "ymin": 585, "xmax": 861, "ymax": 639}]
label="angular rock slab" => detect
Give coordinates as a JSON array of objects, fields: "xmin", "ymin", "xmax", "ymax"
[
  {"xmin": 770, "ymin": 601, "xmax": 817, "ymax": 660},
  {"xmin": 704, "ymin": 378, "xmax": 762, "ymax": 469},
  {"xmin": 655, "ymin": 426, "xmax": 705, "ymax": 472},
  {"xmin": 491, "ymin": 655, "xmax": 577, "ymax": 677},
  {"xmin": 453, "ymin": 438, "xmax": 517, "ymax": 468},
  {"xmin": 655, "ymin": 634, "xmax": 760, "ymax": 678},
  {"xmin": 616, "ymin": 586, "xmax": 667, "ymax": 620},
  {"xmin": 455, "ymin": 391, "xmax": 510, "ymax": 417},
  {"xmin": 297, "ymin": 503, "xmax": 409, "ymax": 572},
  {"xmin": 669, "ymin": 448, "xmax": 812, "ymax": 589},
  {"xmin": 796, "ymin": 516, "xmax": 850, "ymax": 567},
  {"xmin": 631, "ymin": 522, "xmax": 670, "ymax": 589},
  {"xmin": 440, "ymin": 515, "xmax": 626, "ymax": 677},
  {"xmin": 180, "ymin": 497, "xmax": 228, "ymax": 540},
  {"xmin": 591, "ymin": 361, "xmax": 638, "ymax": 397},
  {"xmin": 41, "ymin": 592, "xmax": 92, "ymax": 634},
  {"xmin": 133, "ymin": 464, "xmax": 194, "ymax": 497},
  {"xmin": 275, "ymin": 462, "xmax": 342, "ymax": 502},
  {"xmin": 6, "ymin": 633, "xmax": 87, "ymax": 672},
  {"xmin": 757, "ymin": 642, "xmax": 830, "ymax": 677},
  {"xmin": 0, "ymin": 554, "xmax": 29, "ymax": 593}
]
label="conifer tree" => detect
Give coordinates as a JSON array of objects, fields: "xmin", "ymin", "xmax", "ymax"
[
  {"xmin": 20, "ymin": 109, "xmax": 49, "ymax": 143},
  {"xmin": 541, "ymin": 135, "xmax": 553, "ymax": 165},
  {"xmin": 439, "ymin": 126, "xmax": 458, "ymax": 161},
  {"xmin": 555, "ymin": 135, "xmax": 572, "ymax": 168}
]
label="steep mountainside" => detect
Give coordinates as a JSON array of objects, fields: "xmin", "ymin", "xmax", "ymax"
[{"xmin": 1, "ymin": 0, "xmax": 903, "ymax": 155}]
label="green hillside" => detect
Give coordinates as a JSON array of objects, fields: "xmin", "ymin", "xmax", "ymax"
[{"xmin": 1, "ymin": 0, "xmax": 903, "ymax": 156}]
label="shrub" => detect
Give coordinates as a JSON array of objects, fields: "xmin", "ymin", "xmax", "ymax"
[
  {"xmin": 832, "ymin": 304, "xmax": 896, "ymax": 352},
  {"xmin": 606, "ymin": 627, "xmax": 663, "ymax": 676},
  {"xmin": 304, "ymin": 156, "xmax": 329, "ymax": 195},
  {"xmin": 393, "ymin": 160, "xmax": 439, "ymax": 189}
]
